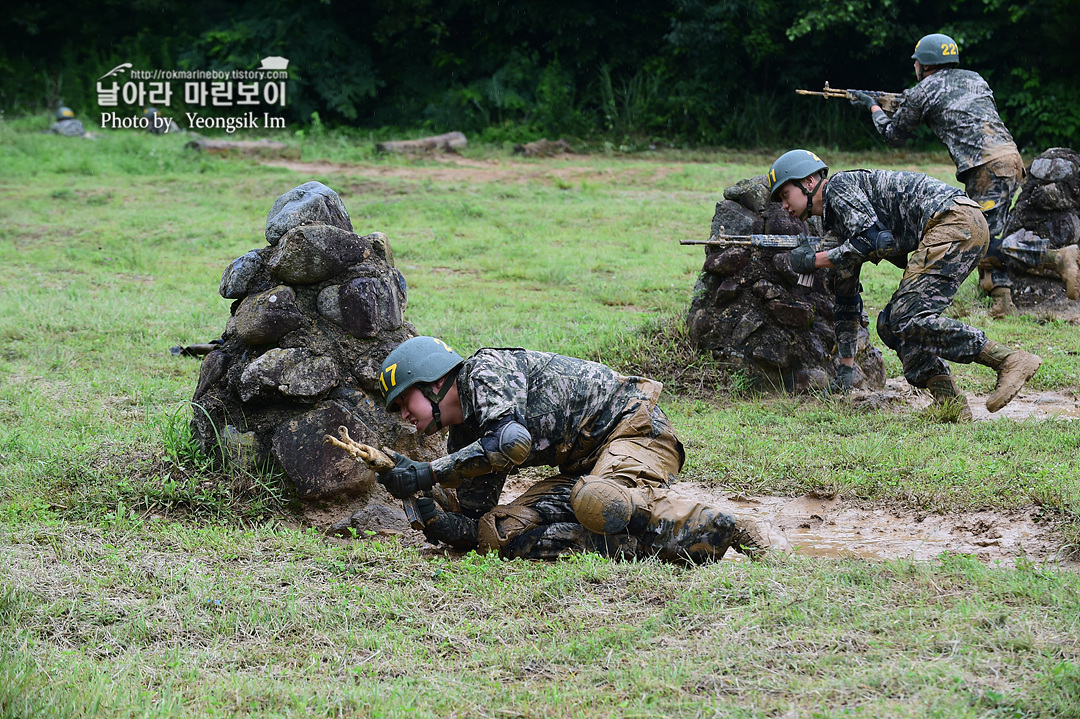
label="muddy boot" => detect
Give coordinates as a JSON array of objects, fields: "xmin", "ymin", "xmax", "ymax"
[
  {"xmin": 975, "ymin": 340, "xmax": 1042, "ymax": 413},
  {"xmin": 988, "ymin": 287, "xmax": 1017, "ymax": 319},
  {"xmin": 926, "ymin": 375, "xmax": 973, "ymax": 422},
  {"xmin": 1045, "ymin": 245, "xmax": 1080, "ymax": 300},
  {"xmin": 731, "ymin": 516, "xmax": 790, "ymax": 560}
]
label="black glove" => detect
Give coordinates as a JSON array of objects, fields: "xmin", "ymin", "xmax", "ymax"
[
  {"xmin": 788, "ymin": 236, "xmax": 818, "ymax": 274},
  {"xmin": 829, "ymin": 365, "xmax": 854, "ymax": 394},
  {"xmin": 380, "ymin": 453, "xmax": 435, "ymax": 499},
  {"xmin": 414, "ymin": 496, "xmax": 439, "ymax": 525},
  {"xmin": 850, "ymin": 223, "xmax": 897, "ymax": 262},
  {"xmin": 849, "ymin": 90, "xmax": 876, "ymax": 112}
]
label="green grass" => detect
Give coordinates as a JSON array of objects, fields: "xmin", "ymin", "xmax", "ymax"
[{"xmin": 2, "ymin": 114, "xmax": 1079, "ymax": 717}]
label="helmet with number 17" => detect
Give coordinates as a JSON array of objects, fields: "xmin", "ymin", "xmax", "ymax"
[
  {"xmin": 380, "ymin": 336, "xmax": 464, "ymax": 406},
  {"xmin": 912, "ymin": 33, "xmax": 960, "ymax": 66}
]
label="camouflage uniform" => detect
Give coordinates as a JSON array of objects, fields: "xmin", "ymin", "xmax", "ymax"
[
  {"xmin": 823, "ymin": 170, "xmax": 990, "ymax": 387},
  {"xmin": 48, "ymin": 118, "xmax": 87, "ymax": 137},
  {"xmin": 421, "ymin": 348, "xmax": 739, "ymax": 563},
  {"xmin": 868, "ymin": 67, "xmax": 1045, "ymax": 291}
]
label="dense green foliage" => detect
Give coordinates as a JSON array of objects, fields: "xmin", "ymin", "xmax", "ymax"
[{"xmin": 4, "ymin": 0, "xmax": 1079, "ymax": 149}]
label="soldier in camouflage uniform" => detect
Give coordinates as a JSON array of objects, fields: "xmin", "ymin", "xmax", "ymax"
[
  {"xmin": 47, "ymin": 106, "xmax": 89, "ymax": 137},
  {"xmin": 849, "ymin": 33, "xmax": 1080, "ymax": 317},
  {"xmin": 374, "ymin": 336, "xmax": 782, "ymax": 563},
  {"xmin": 769, "ymin": 149, "xmax": 1042, "ymax": 421}
]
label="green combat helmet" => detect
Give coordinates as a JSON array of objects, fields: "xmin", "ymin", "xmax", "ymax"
[
  {"xmin": 912, "ymin": 33, "xmax": 960, "ymax": 66},
  {"xmin": 56, "ymin": 106, "xmax": 75, "ymax": 120},
  {"xmin": 379, "ymin": 336, "xmax": 464, "ymax": 433},
  {"xmin": 768, "ymin": 149, "xmax": 828, "ymax": 219}
]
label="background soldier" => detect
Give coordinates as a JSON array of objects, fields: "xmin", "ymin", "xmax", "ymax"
[
  {"xmin": 848, "ymin": 32, "xmax": 1080, "ymax": 317},
  {"xmin": 375, "ymin": 336, "xmax": 781, "ymax": 563},
  {"xmin": 769, "ymin": 149, "xmax": 1042, "ymax": 421},
  {"xmin": 47, "ymin": 106, "xmax": 88, "ymax": 137}
]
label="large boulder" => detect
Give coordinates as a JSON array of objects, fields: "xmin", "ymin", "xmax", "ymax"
[
  {"xmin": 687, "ymin": 177, "xmax": 885, "ymax": 393},
  {"xmin": 191, "ymin": 182, "xmax": 443, "ymax": 506}
]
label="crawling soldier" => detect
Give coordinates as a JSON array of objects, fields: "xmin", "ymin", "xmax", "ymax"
[{"xmin": 375, "ymin": 336, "xmax": 781, "ymax": 563}]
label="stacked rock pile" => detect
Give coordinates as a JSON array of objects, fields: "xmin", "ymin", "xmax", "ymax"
[
  {"xmin": 191, "ymin": 181, "xmax": 445, "ymax": 500},
  {"xmin": 1004, "ymin": 147, "xmax": 1080, "ymax": 307},
  {"xmin": 686, "ymin": 176, "xmax": 885, "ymax": 393}
]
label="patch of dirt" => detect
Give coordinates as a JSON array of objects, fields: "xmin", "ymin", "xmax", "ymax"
[
  {"xmin": 851, "ymin": 378, "xmax": 1080, "ymax": 421},
  {"xmin": 490, "ymin": 473, "xmax": 1074, "ymax": 567}
]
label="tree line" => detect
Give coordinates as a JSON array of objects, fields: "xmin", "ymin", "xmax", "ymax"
[{"xmin": 4, "ymin": 0, "xmax": 1078, "ymax": 150}]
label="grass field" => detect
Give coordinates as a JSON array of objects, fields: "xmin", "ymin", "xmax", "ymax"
[{"xmin": 2, "ymin": 117, "xmax": 1079, "ymax": 718}]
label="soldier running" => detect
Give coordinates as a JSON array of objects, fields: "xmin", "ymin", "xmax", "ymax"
[
  {"xmin": 374, "ymin": 336, "xmax": 781, "ymax": 563},
  {"xmin": 848, "ymin": 32, "xmax": 1080, "ymax": 317},
  {"xmin": 769, "ymin": 149, "xmax": 1042, "ymax": 420}
]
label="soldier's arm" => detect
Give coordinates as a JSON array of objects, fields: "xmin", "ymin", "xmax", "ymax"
[
  {"xmin": 430, "ymin": 413, "xmax": 533, "ymax": 487},
  {"xmin": 421, "ymin": 471, "xmax": 507, "ymax": 550},
  {"xmin": 871, "ymin": 89, "xmax": 923, "ymax": 147}
]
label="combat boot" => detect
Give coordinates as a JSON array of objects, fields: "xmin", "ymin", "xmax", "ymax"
[
  {"xmin": 731, "ymin": 516, "xmax": 790, "ymax": 560},
  {"xmin": 988, "ymin": 287, "xmax": 1017, "ymax": 319},
  {"xmin": 926, "ymin": 375, "xmax": 973, "ymax": 422},
  {"xmin": 975, "ymin": 340, "xmax": 1042, "ymax": 412},
  {"xmin": 1045, "ymin": 245, "xmax": 1080, "ymax": 300}
]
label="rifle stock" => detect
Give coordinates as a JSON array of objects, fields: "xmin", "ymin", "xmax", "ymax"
[{"xmin": 323, "ymin": 426, "xmax": 427, "ymax": 530}]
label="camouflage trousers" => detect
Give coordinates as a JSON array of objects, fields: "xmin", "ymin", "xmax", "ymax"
[
  {"xmin": 476, "ymin": 406, "xmax": 737, "ymax": 564},
  {"xmin": 877, "ymin": 202, "xmax": 990, "ymax": 387},
  {"xmin": 964, "ymin": 153, "xmax": 1047, "ymax": 291}
]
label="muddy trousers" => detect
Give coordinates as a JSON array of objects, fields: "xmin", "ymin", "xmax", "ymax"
[
  {"xmin": 876, "ymin": 203, "xmax": 991, "ymax": 388},
  {"xmin": 476, "ymin": 410, "xmax": 737, "ymax": 564},
  {"xmin": 964, "ymin": 154, "xmax": 1048, "ymax": 291}
]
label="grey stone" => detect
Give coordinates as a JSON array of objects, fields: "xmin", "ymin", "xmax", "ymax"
[
  {"xmin": 1029, "ymin": 157, "xmax": 1076, "ymax": 183},
  {"xmin": 227, "ymin": 285, "xmax": 304, "ymax": 346},
  {"xmin": 265, "ymin": 181, "xmax": 353, "ymax": 245},
  {"xmin": 703, "ymin": 247, "xmax": 750, "ymax": 277},
  {"xmin": 219, "ymin": 250, "xmax": 266, "ymax": 299},
  {"xmin": 317, "ymin": 277, "xmax": 403, "ymax": 338},
  {"xmin": 238, "ymin": 348, "xmax": 338, "ymax": 403},
  {"xmin": 267, "ymin": 225, "xmax": 373, "ymax": 284},
  {"xmin": 271, "ymin": 402, "xmax": 382, "ymax": 498},
  {"xmin": 714, "ymin": 279, "xmax": 740, "ymax": 303},
  {"xmin": 1029, "ymin": 183, "xmax": 1074, "ymax": 212},
  {"xmin": 752, "ymin": 280, "xmax": 784, "ymax": 301},
  {"xmin": 710, "ymin": 200, "xmax": 764, "ymax": 237},
  {"xmin": 193, "ymin": 350, "xmax": 230, "ymax": 400},
  {"xmin": 724, "ymin": 176, "xmax": 771, "ymax": 214},
  {"xmin": 766, "ymin": 299, "xmax": 814, "ymax": 327}
]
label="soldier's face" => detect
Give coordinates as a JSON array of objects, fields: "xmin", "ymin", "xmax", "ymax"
[
  {"xmin": 397, "ymin": 386, "xmax": 435, "ymax": 433},
  {"xmin": 777, "ymin": 181, "xmax": 809, "ymax": 218}
]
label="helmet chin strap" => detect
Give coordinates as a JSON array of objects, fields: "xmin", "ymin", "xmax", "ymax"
[
  {"xmin": 419, "ymin": 379, "xmax": 455, "ymax": 434},
  {"xmin": 798, "ymin": 176, "xmax": 817, "ymax": 221}
]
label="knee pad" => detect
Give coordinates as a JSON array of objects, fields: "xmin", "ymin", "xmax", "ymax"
[
  {"xmin": 477, "ymin": 505, "xmax": 542, "ymax": 555},
  {"xmin": 833, "ymin": 293, "xmax": 862, "ymax": 323},
  {"xmin": 569, "ymin": 476, "xmax": 638, "ymax": 535},
  {"xmin": 876, "ymin": 303, "xmax": 901, "ymax": 351}
]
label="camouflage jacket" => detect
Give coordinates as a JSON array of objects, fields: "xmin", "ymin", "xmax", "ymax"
[
  {"xmin": 430, "ymin": 348, "xmax": 662, "ymax": 485},
  {"xmin": 823, "ymin": 169, "xmax": 965, "ymax": 271},
  {"xmin": 871, "ymin": 68, "xmax": 1018, "ymax": 177},
  {"xmin": 822, "ymin": 170, "xmax": 968, "ymax": 358}
]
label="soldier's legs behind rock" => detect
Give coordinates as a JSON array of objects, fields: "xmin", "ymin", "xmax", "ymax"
[
  {"xmin": 885, "ymin": 204, "xmax": 989, "ymax": 388},
  {"xmin": 965, "ymin": 157, "xmax": 1023, "ymax": 314}
]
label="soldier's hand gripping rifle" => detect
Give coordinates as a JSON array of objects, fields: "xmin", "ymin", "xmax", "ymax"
[
  {"xmin": 681, "ymin": 229, "xmax": 839, "ymax": 287},
  {"xmin": 323, "ymin": 426, "xmax": 431, "ymax": 530},
  {"xmin": 796, "ymin": 82, "xmax": 902, "ymax": 116}
]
